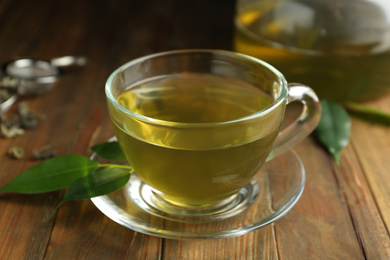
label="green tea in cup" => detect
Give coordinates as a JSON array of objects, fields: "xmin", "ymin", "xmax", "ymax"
[{"xmin": 106, "ymin": 50, "xmax": 321, "ymax": 219}]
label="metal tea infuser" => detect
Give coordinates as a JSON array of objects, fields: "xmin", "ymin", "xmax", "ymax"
[{"xmin": 0, "ymin": 56, "xmax": 86, "ymax": 114}]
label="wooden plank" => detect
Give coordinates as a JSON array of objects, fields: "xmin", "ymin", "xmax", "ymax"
[
  {"xmin": 0, "ymin": 192, "xmax": 59, "ymax": 259},
  {"xmin": 163, "ymin": 226, "xmax": 278, "ymax": 260},
  {"xmin": 38, "ymin": 0, "xmax": 175, "ymax": 258},
  {"xmin": 275, "ymin": 139, "xmax": 365, "ymax": 259},
  {"xmin": 0, "ymin": 0, "xmax": 71, "ymax": 249},
  {"xmin": 0, "ymin": 0, "xmax": 389, "ymax": 259},
  {"xmin": 335, "ymin": 144, "xmax": 390, "ymax": 258},
  {"xmin": 43, "ymin": 200, "xmax": 162, "ymax": 259},
  {"xmin": 348, "ymin": 95, "xmax": 390, "ymax": 233},
  {"xmin": 173, "ymin": 0, "xmax": 235, "ymax": 50},
  {"xmin": 0, "ymin": 0, "xmax": 54, "ymax": 58}
]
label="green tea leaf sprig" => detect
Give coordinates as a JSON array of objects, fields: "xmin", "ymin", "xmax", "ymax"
[
  {"xmin": 314, "ymin": 99, "xmax": 390, "ymax": 165},
  {"xmin": 0, "ymin": 141, "xmax": 132, "ymax": 217},
  {"xmin": 342, "ymin": 101, "xmax": 390, "ymax": 125},
  {"xmin": 315, "ymin": 100, "xmax": 351, "ymax": 165},
  {"xmin": 91, "ymin": 141, "xmax": 127, "ymax": 161},
  {"xmin": 50, "ymin": 167, "xmax": 130, "ymax": 218}
]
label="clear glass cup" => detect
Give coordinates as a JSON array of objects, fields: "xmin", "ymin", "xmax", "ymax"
[
  {"xmin": 234, "ymin": 0, "xmax": 390, "ymax": 101},
  {"xmin": 105, "ymin": 49, "xmax": 321, "ymax": 220}
]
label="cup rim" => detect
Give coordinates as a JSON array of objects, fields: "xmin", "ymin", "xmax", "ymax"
[{"xmin": 105, "ymin": 49, "xmax": 288, "ymax": 128}]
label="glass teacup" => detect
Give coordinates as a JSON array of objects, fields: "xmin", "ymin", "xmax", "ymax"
[{"xmin": 105, "ymin": 49, "xmax": 321, "ymax": 220}]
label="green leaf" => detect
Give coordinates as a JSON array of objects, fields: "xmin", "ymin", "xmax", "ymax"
[
  {"xmin": 342, "ymin": 101, "xmax": 390, "ymax": 125},
  {"xmin": 0, "ymin": 155, "xmax": 99, "ymax": 194},
  {"xmin": 51, "ymin": 167, "xmax": 131, "ymax": 217},
  {"xmin": 315, "ymin": 100, "xmax": 351, "ymax": 164},
  {"xmin": 91, "ymin": 141, "xmax": 127, "ymax": 161},
  {"xmin": 60, "ymin": 167, "xmax": 130, "ymax": 201}
]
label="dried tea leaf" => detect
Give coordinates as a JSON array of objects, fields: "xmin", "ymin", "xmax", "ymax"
[
  {"xmin": 0, "ymin": 89, "xmax": 12, "ymax": 103},
  {"xmin": 0, "ymin": 75, "xmax": 18, "ymax": 88},
  {"xmin": 1, "ymin": 124, "xmax": 24, "ymax": 138},
  {"xmin": 8, "ymin": 146, "xmax": 24, "ymax": 159},
  {"xmin": 2, "ymin": 115, "xmax": 20, "ymax": 128},
  {"xmin": 0, "ymin": 102, "xmax": 45, "ymax": 138},
  {"xmin": 0, "ymin": 75, "xmax": 18, "ymax": 103},
  {"xmin": 33, "ymin": 145, "xmax": 56, "ymax": 160},
  {"xmin": 18, "ymin": 102, "xmax": 39, "ymax": 129}
]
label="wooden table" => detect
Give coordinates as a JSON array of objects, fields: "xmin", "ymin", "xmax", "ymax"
[{"xmin": 1, "ymin": 0, "xmax": 389, "ymax": 259}]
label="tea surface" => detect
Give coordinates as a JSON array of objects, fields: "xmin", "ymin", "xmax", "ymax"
[{"xmin": 117, "ymin": 73, "xmax": 273, "ymax": 123}]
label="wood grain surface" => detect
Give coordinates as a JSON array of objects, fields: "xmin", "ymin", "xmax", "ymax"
[{"xmin": 0, "ymin": 0, "xmax": 389, "ymax": 259}]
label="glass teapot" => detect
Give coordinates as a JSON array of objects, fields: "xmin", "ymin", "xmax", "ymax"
[{"xmin": 234, "ymin": 0, "xmax": 390, "ymax": 101}]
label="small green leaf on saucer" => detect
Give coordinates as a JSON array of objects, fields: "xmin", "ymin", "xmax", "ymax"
[
  {"xmin": 0, "ymin": 155, "xmax": 99, "ymax": 194},
  {"xmin": 51, "ymin": 167, "xmax": 131, "ymax": 217},
  {"xmin": 91, "ymin": 141, "xmax": 127, "ymax": 161},
  {"xmin": 315, "ymin": 100, "xmax": 351, "ymax": 165}
]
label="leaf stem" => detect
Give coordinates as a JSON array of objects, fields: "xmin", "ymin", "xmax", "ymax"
[
  {"xmin": 98, "ymin": 163, "xmax": 134, "ymax": 171},
  {"xmin": 342, "ymin": 101, "xmax": 390, "ymax": 125}
]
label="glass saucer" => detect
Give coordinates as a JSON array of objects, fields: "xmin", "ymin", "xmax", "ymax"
[{"xmin": 91, "ymin": 149, "xmax": 305, "ymax": 240}]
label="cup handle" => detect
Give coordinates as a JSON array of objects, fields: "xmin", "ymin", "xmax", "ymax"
[{"xmin": 268, "ymin": 83, "xmax": 322, "ymax": 160}]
